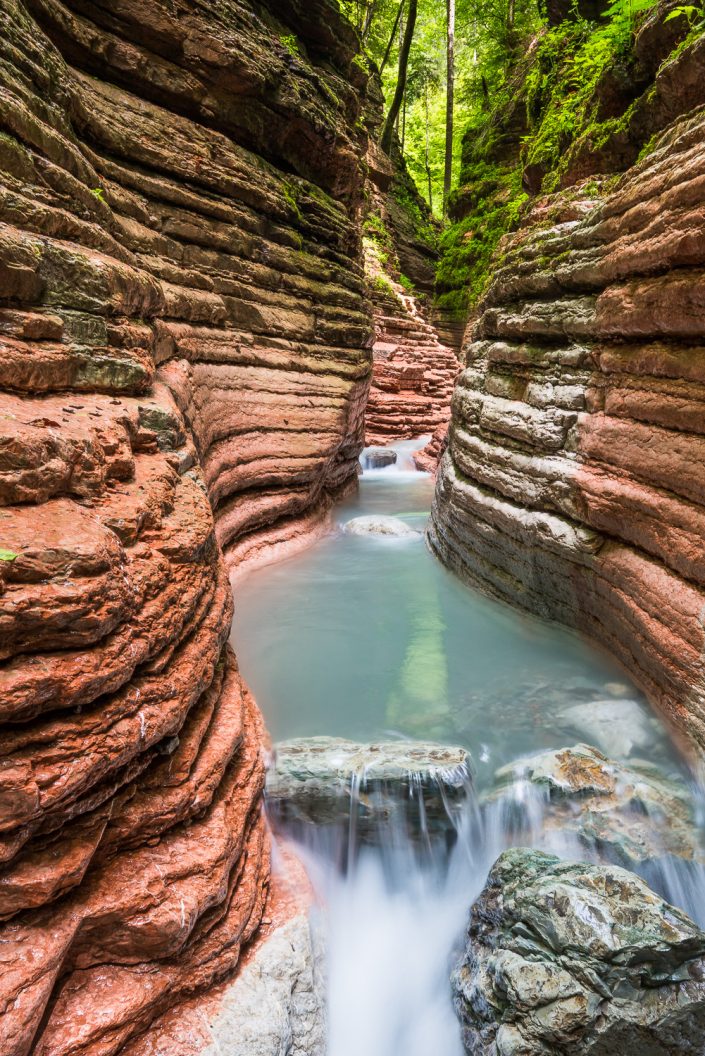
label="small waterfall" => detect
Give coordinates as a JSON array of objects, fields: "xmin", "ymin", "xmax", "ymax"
[
  {"xmin": 268, "ymin": 751, "xmax": 705, "ymax": 1056},
  {"xmin": 361, "ymin": 437, "xmax": 431, "ymax": 476},
  {"xmin": 268, "ymin": 759, "xmax": 480, "ymax": 1056}
]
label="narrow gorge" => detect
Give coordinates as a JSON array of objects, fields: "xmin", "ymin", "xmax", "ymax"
[{"xmin": 3, "ymin": 1, "xmax": 705, "ymax": 1054}]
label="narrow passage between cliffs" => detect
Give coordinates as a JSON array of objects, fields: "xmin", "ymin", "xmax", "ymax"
[{"xmin": 231, "ymin": 438, "xmax": 705, "ymax": 1056}]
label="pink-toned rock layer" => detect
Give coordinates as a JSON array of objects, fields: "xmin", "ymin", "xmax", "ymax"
[
  {"xmin": 364, "ymin": 274, "xmax": 459, "ymax": 451},
  {"xmin": 431, "ymin": 83, "xmax": 705, "ymax": 749},
  {"xmin": 0, "ymin": 1, "xmax": 372, "ymax": 1052}
]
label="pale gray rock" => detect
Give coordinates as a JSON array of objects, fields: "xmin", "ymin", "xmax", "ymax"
[
  {"xmin": 343, "ymin": 515, "xmax": 421, "ymax": 538},
  {"xmin": 197, "ymin": 914, "xmax": 325, "ymax": 1056},
  {"xmin": 486, "ymin": 743, "xmax": 704, "ymax": 870},
  {"xmin": 363, "ymin": 447, "xmax": 398, "ymax": 469},
  {"xmin": 557, "ymin": 697, "xmax": 660, "ymax": 757},
  {"xmin": 454, "ymin": 848, "xmax": 705, "ymax": 1055},
  {"xmin": 266, "ymin": 736, "xmax": 471, "ymax": 838}
]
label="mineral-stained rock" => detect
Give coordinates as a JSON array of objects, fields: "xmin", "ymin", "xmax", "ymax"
[
  {"xmin": 0, "ymin": 0, "xmax": 374, "ymax": 1051},
  {"xmin": 190, "ymin": 914, "xmax": 325, "ymax": 1056},
  {"xmin": 266, "ymin": 736, "xmax": 472, "ymax": 839},
  {"xmin": 413, "ymin": 423, "xmax": 448, "ymax": 474},
  {"xmin": 343, "ymin": 514, "xmax": 422, "ymax": 538},
  {"xmin": 430, "ymin": 92, "xmax": 705, "ymax": 750},
  {"xmin": 453, "ymin": 847, "xmax": 705, "ymax": 1056},
  {"xmin": 487, "ymin": 744, "xmax": 704, "ymax": 871}
]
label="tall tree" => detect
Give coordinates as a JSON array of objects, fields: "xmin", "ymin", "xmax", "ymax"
[
  {"xmin": 381, "ymin": 0, "xmax": 418, "ymax": 154},
  {"xmin": 424, "ymin": 78, "xmax": 434, "ymax": 211},
  {"xmin": 443, "ymin": 0, "xmax": 455, "ymax": 215},
  {"xmin": 380, "ymin": 0, "xmax": 405, "ymax": 74},
  {"xmin": 361, "ymin": 0, "xmax": 378, "ymax": 42}
]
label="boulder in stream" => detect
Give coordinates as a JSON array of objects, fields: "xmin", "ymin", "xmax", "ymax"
[
  {"xmin": 343, "ymin": 515, "xmax": 421, "ymax": 538},
  {"xmin": 486, "ymin": 744, "xmax": 705, "ymax": 872},
  {"xmin": 363, "ymin": 447, "xmax": 398, "ymax": 469},
  {"xmin": 266, "ymin": 736, "xmax": 471, "ymax": 842},
  {"xmin": 557, "ymin": 697, "xmax": 660, "ymax": 758},
  {"xmin": 454, "ymin": 848, "xmax": 705, "ymax": 1056}
]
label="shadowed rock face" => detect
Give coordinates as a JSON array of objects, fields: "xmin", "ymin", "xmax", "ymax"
[
  {"xmin": 0, "ymin": 0, "xmax": 373, "ymax": 1052},
  {"xmin": 430, "ymin": 77, "xmax": 705, "ymax": 750},
  {"xmin": 454, "ymin": 848, "xmax": 705, "ymax": 1055}
]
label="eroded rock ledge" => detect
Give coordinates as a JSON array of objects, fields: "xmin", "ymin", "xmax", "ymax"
[
  {"xmin": 431, "ymin": 88, "xmax": 705, "ymax": 750},
  {"xmin": 0, "ymin": 1, "xmax": 373, "ymax": 1052}
]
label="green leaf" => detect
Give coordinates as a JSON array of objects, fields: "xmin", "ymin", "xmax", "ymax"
[{"xmin": 0, "ymin": 549, "xmax": 18, "ymax": 561}]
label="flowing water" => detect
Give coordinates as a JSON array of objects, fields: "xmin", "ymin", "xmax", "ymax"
[{"xmin": 231, "ymin": 436, "xmax": 705, "ymax": 1055}]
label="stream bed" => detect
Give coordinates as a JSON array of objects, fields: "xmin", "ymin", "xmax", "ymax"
[{"xmin": 231, "ymin": 437, "xmax": 705, "ymax": 1056}]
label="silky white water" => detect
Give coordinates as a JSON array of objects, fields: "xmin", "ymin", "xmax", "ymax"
[{"xmin": 231, "ymin": 436, "xmax": 705, "ymax": 1055}]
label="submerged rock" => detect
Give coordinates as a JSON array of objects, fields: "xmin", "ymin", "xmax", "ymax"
[
  {"xmin": 343, "ymin": 515, "xmax": 421, "ymax": 538},
  {"xmin": 266, "ymin": 736, "xmax": 471, "ymax": 840},
  {"xmin": 363, "ymin": 447, "xmax": 398, "ymax": 469},
  {"xmin": 487, "ymin": 744, "xmax": 704, "ymax": 871},
  {"xmin": 454, "ymin": 848, "xmax": 705, "ymax": 1056},
  {"xmin": 557, "ymin": 697, "xmax": 660, "ymax": 758}
]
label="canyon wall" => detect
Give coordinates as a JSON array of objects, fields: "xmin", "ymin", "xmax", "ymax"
[
  {"xmin": 363, "ymin": 146, "xmax": 459, "ymax": 453},
  {"xmin": 431, "ymin": 30, "xmax": 705, "ymax": 750},
  {"xmin": 0, "ymin": 1, "xmax": 372, "ymax": 1053}
]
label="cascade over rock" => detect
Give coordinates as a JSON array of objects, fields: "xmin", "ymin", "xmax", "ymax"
[
  {"xmin": 0, "ymin": 0, "xmax": 374, "ymax": 1052},
  {"xmin": 431, "ymin": 34, "xmax": 705, "ymax": 750},
  {"xmin": 487, "ymin": 743, "xmax": 705, "ymax": 871},
  {"xmin": 266, "ymin": 736, "xmax": 472, "ymax": 839}
]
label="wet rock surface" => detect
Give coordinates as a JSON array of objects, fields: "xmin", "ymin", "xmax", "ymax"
[
  {"xmin": 488, "ymin": 743, "xmax": 704, "ymax": 871},
  {"xmin": 454, "ymin": 847, "xmax": 705, "ymax": 1056},
  {"xmin": 343, "ymin": 514, "xmax": 422, "ymax": 538},
  {"xmin": 364, "ymin": 446, "xmax": 398, "ymax": 469},
  {"xmin": 266, "ymin": 736, "xmax": 472, "ymax": 839}
]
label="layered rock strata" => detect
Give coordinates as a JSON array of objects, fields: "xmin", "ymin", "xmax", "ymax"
[
  {"xmin": 363, "ymin": 267, "xmax": 460, "ymax": 450},
  {"xmin": 0, "ymin": 0, "xmax": 372, "ymax": 1052},
  {"xmin": 362, "ymin": 143, "xmax": 459, "ymax": 453},
  {"xmin": 431, "ymin": 82, "xmax": 705, "ymax": 750}
]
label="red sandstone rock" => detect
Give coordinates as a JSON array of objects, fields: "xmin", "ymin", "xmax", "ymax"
[
  {"xmin": 363, "ymin": 264, "xmax": 459, "ymax": 449},
  {"xmin": 431, "ymin": 97, "xmax": 705, "ymax": 750},
  {"xmin": 0, "ymin": 0, "xmax": 374, "ymax": 1051}
]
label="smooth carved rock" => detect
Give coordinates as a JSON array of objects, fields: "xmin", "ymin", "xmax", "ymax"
[
  {"xmin": 431, "ymin": 100, "xmax": 705, "ymax": 751},
  {"xmin": 0, "ymin": 0, "xmax": 375, "ymax": 1050},
  {"xmin": 343, "ymin": 514, "xmax": 422, "ymax": 538},
  {"xmin": 266, "ymin": 736, "xmax": 472, "ymax": 837},
  {"xmin": 454, "ymin": 848, "xmax": 705, "ymax": 1056}
]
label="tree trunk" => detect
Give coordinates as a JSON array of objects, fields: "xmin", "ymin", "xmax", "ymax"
[
  {"xmin": 380, "ymin": 0, "xmax": 417, "ymax": 154},
  {"xmin": 401, "ymin": 89, "xmax": 407, "ymax": 154},
  {"xmin": 361, "ymin": 0, "xmax": 377, "ymax": 43},
  {"xmin": 443, "ymin": 0, "xmax": 455, "ymax": 216},
  {"xmin": 425, "ymin": 80, "xmax": 433, "ymax": 212},
  {"xmin": 380, "ymin": 0, "xmax": 405, "ymax": 74},
  {"xmin": 395, "ymin": 8, "xmax": 404, "ymax": 137}
]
